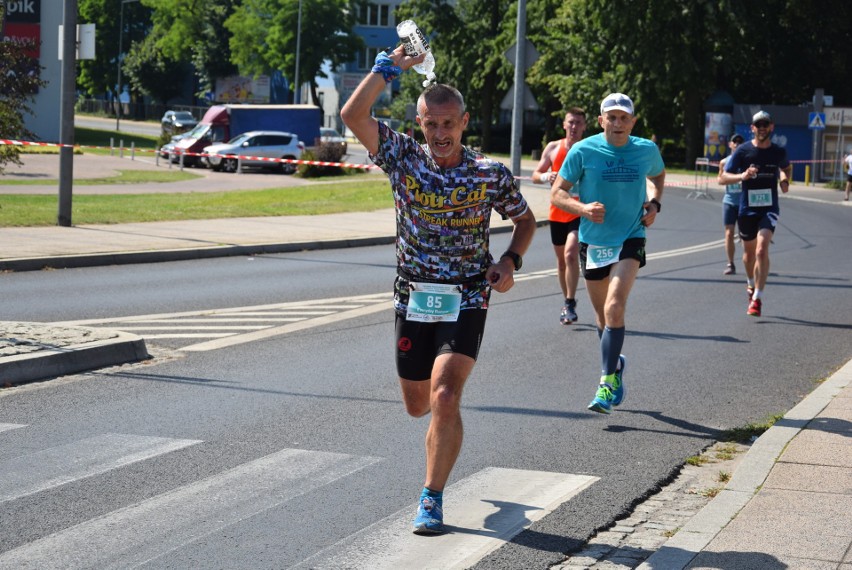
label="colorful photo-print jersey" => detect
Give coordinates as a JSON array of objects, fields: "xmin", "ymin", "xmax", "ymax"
[{"xmin": 370, "ymin": 122, "xmax": 529, "ymax": 311}]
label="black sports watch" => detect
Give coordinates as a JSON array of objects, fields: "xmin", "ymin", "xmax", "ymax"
[
  {"xmin": 500, "ymin": 250, "xmax": 523, "ymax": 271},
  {"xmin": 649, "ymin": 198, "xmax": 662, "ymax": 213}
]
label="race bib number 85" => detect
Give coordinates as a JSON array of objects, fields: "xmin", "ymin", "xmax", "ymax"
[{"xmin": 406, "ymin": 282, "xmax": 462, "ymax": 322}]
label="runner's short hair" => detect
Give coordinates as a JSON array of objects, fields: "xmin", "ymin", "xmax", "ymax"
[{"xmin": 418, "ymin": 84, "xmax": 466, "ymax": 116}]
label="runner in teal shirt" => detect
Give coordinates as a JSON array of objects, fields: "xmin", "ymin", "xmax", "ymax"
[{"xmin": 551, "ymin": 93, "xmax": 666, "ymax": 414}]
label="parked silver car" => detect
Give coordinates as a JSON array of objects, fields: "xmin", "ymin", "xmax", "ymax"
[{"xmin": 203, "ymin": 131, "xmax": 305, "ymax": 174}]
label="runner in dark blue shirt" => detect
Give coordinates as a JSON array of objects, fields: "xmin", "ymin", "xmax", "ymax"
[{"xmin": 721, "ymin": 111, "xmax": 792, "ymax": 317}]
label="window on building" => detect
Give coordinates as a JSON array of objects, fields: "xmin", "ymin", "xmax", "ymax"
[
  {"xmin": 359, "ymin": 3, "xmax": 391, "ymax": 27},
  {"xmin": 357, "ymin": 46, "xmax": 383, "ymax": 71}
]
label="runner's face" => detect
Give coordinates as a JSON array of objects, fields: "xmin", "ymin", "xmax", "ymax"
[
  {"xmin": 752, "ymin": 120, "xmax": 773, "ymax": 143},
  {"xmin": 563, "ymin": 114, "xmax": 586, "ymax": 144},
  {"xmin": 417, "ymin": 101, "xmax": 469, "ymax": 166},
  {"xmin": 598, "ymin": 111, "xmax": 636, "ymax": 146}
]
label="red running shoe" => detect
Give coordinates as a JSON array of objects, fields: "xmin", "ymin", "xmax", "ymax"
[{"xmin": 747, "ymin": 298, "xmax": 762, "ymax": 317}]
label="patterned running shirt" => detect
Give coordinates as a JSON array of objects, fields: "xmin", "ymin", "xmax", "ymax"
[{"xmin": 369, "ymin": 122, "xmax": 529, "ymax": 313}]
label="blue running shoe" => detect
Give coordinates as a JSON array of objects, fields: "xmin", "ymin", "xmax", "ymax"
[
  {"xmin": 413, "ymin": 496, "xmax": 444, "ymax": 535},
  {"xmin": 587, "ymin": 383, "xmax": 614, "ymax": 414},
  {"xmin": 612, "ymin": 355, "xmax": 626, "ymax": 406}
]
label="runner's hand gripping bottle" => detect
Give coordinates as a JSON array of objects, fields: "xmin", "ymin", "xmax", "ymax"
[{"xmin": 396, "ymin": 20, "xmax": 437, "ymax": 88}]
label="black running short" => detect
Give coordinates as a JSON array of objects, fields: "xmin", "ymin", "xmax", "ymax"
[
  {"xmin": 394, "ymin": 309, "xmax": 487, "ymax": 381},
  {"xmin": 579, "ymin": 237, "xmax": 646, "ymax": 281},
  {"xmin": 549, "ymin": 217, "xmax": 581, "ymax": 246},
  {"xmin": 738, "ymin": 212, "xmax": 778, "ymax": 241}
]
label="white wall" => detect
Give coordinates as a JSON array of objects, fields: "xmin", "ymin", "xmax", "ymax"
[{"xmin": 23, "ymin": 2, "xmax": 61, "ymax": 142}]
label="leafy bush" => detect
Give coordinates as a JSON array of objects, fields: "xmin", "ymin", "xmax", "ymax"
[{"xmin": 298, "ymin": 142, "xmax": 357, "ymax": 178}]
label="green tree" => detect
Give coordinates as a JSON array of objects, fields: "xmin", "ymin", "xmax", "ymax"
[
  {"xmin": 122, "ymin": 29, "xmax": 193, "ymax": 104},
  {"xmin": 143, "ymin": 0, "xmax": 240, "ymax": 98},
  {"xmin": 395, "ymin": 0, "xmax": 515, "ymax": 152},
  {"xmin": 0, "ymin": 4, "xmax": 47, "ymax": 173},
  {"xmin": 226, "ymin": 0, "xmax": 364, "ymax": 105},
  {"xmin": 78, "ymin": 0, "xmax": 152, "ymax": 97}
]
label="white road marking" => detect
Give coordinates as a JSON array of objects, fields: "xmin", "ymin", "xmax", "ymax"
[
  {"xmin": 295, "ymin": 467, "xmax": 598, "ymax": 570},
  {"xmin": 180, "ymin": 300, "xmax": 392, "ymax": 351},
  {"xmin": 47, "ymin": 239, "xmax": 724, "ymax": 351},
  {"xmin": 0, "ymin": 433, "xmax": 201, "ymax": 504},
  {"xmin": 0, "ymin": 448, "xmax": 380, "ymax": 569},
  {"xmin": 0, "ymin": 423, "xmax": 26, "ymax": 434}
]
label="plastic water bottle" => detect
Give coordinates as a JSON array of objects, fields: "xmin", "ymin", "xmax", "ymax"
[{"xmin": 396, "ymin": 20, "xmax": 437, "ymax": 88}]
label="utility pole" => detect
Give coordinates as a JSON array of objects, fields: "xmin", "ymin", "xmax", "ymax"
[
  {"xmin": 509, "ymin": 0, "xmax": 527, "ymax": 176},
  {"xmin": 58, "ymin": 0, "xmax": 77, "ymax": 227},
  {"xmin": 294, "ymin": 0, "xmax": 302, "ymax": 104}
]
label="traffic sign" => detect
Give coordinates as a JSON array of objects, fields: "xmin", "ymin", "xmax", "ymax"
[{"xmin": 808, "ymin": 112, "xmax": 826, "ymax": 130}]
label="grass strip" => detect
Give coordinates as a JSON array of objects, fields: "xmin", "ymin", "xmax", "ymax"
[{"xmin": 0, "ymin": 180, "xmax": 392, "ymax": 227}]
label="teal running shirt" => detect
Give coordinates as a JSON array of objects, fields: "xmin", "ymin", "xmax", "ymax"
[{"xmin": 557, "ymin": 133, "xmax": 664, "ymax": 246}]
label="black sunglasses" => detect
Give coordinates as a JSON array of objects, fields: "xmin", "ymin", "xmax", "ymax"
[{"xmin": 753, "ymin": 121, "xmax": 770, "ymax": 128}]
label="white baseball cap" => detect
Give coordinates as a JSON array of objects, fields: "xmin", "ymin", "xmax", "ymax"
[{"xmin": 600, "ymin": 93, "xmax": 634, "ymax": 115}]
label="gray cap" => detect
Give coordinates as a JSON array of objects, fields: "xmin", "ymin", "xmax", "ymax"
[{"xmin": 752, "ymin": 110, "xmax": 772, "ymax": 124}]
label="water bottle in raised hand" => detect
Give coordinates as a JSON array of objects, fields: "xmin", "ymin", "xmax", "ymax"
[{"xmin": 396, "ymin": 20, "xmax": 437, "ymax": 88}]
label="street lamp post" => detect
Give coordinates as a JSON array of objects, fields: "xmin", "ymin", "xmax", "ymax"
[
  {"xmin": 115, "ymin": 0, "xmax": 138, "ymax": 131},
  {"xmin": 294, "ymin": 0, "xmax": 302, "ymax": 104}
]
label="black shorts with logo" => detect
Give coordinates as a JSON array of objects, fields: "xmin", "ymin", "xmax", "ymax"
[
  {"xmin": 395, "ymin": 309, "xmax": 487, "ymax": 381},
  {"xmin": 579, "ymin": 237, "xmax": 646, "ymax": 281},
  {"xmin": 738, "ymin": 212, "xmax": 778, "ymax": 241}
]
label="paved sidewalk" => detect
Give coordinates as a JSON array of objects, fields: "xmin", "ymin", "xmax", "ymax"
[{"xmin": 2, "ymin": 150, "xmax": 851, "ymax": 568}]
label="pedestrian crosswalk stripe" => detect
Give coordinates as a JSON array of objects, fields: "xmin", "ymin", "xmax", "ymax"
[
  {"xmin": 294, "ymin": 467, "xmax": 598, "ymax": 570},
  {"xmin": 181, "ymin": 300, "xmax": 392, "ymax": 352},
  {"xmin": 0, "ymin": 423, "xmax": 26, "ymax": 434},
  {"xmin": 0, "ymin": 448, "xmax": 381, "ymax": 569},
  {"xmin": 0, "ymin": 433, "xmax": 201, "ymax": 504}
]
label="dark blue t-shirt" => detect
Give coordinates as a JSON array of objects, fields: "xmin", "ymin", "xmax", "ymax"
[{"xmin": 724, "ymin": 141, "xmax": 789, "ymax": 216}]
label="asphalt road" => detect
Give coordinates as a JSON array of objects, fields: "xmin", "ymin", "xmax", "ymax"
[{"xmin": 1, "ymin": 191, "xmax": 850, "ymax": 568}]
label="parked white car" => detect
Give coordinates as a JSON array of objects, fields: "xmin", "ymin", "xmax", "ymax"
[{"xmin": 203, "ymin": 131, "xmax": 305, "ymax": 174}]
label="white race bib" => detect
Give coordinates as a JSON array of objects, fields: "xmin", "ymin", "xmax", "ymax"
[
  {"xmin": 748, "ymin": 187, "xmax": 773, "ymax": 207},
  {"xmin": 586, "ymin": 244, "xmax": 622, "ymax": 269},
  {"xmin": 406, "ymin": 282, "xmax": 462, "ymax": 323}
]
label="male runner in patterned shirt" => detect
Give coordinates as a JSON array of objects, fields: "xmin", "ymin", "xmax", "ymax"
[{"xmin": 341, "ymin": 45, "xmax": 536, "ymax": 535}]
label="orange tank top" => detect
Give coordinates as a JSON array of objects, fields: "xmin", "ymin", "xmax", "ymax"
[{"xmin": 548, "ymin": 138, "xmax": 579, "ymax": 223}]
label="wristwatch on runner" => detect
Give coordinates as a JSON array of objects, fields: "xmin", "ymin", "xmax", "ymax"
[
  {"xmin": 649, "ymin": 198, "xmax": 662, "ymax": 213},
  {"xmin": 500, "ymin": 250, "xmax": 523, "ymax": 271}
]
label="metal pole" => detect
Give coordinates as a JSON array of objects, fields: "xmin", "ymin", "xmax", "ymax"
[
  {"xmin": 115, "ymin": 0, "xmax": 124, "ymax": 131},
  {"xmin": 837, "ymin": 110, "xmax": 846, "ymax": 182},
  {"xmin": 294, "ymin": 0, "xmax": 302, "ymax": 104},
  {"xmin": 510, "ymin": 0, "xmax": 527, "ymax": 176},
  {"xmin": 58, "ymin": 0, "xmax": 78, "ymax": 227}
]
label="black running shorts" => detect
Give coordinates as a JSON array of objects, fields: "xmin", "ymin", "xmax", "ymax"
[
  {"xmin": 394, "ymin": 309, "xmax": 487, "ymax": 381},
  {"xmin": 579, "ymin": 237, "xmax": 646, "ymax": 281},
  {"xmin": 549, "ymin": 217, "xmax": 581, "ymax": 246}
]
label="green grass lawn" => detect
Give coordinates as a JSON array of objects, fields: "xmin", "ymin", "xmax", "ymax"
[{"xmin": 0, "ymin": 179, "xmax": 393, "ymax": 227}]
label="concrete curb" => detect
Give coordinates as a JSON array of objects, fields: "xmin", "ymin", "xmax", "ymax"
[
  {"xmin": 637, "ymin": 358, "xmax": 852, "ymax": 570},
  {"xmin": 0, "ymin": 328, "xmax": 149, "ymax": 386},
  {"xmin": 0, "ymin": 236, "xmax": 398, "ymax": 272}
]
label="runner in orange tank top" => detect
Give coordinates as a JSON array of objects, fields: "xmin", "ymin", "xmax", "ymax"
[{"xmin": 532, "ymin": 107, "xmax": 587, "ymax": 324}]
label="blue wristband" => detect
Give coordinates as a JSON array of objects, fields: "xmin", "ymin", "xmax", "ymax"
[{"xmin": 371, "ymin": 51, "xmax": 401, "ymax": 83}]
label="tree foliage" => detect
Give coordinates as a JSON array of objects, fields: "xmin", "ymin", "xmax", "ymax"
[
  {"xmin": 0, "ymin": 8, "xmax": 47, "ymax": 173},
  {"xmin": 122, "ymin": 29, "xmax": 193, "ymax": 104},
  {"xmin": 78, "ymin": 0, "xmax": 152, "ymax": 97},
  {"xmin": 225, "ymin": 0, "xmax": 364, "ymax": 105},
  {"xmin": 143, "ymin": 0, "xmax": 240, "ymax": 97},
  {"xmin": 395, "ymin": 0, "xmax": 515, "ymax": 152}
]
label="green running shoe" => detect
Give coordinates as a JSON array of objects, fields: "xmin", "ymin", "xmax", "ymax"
[{"xmin": 588, "ymin": 383, "xmax": 614, "ymax": 414}]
